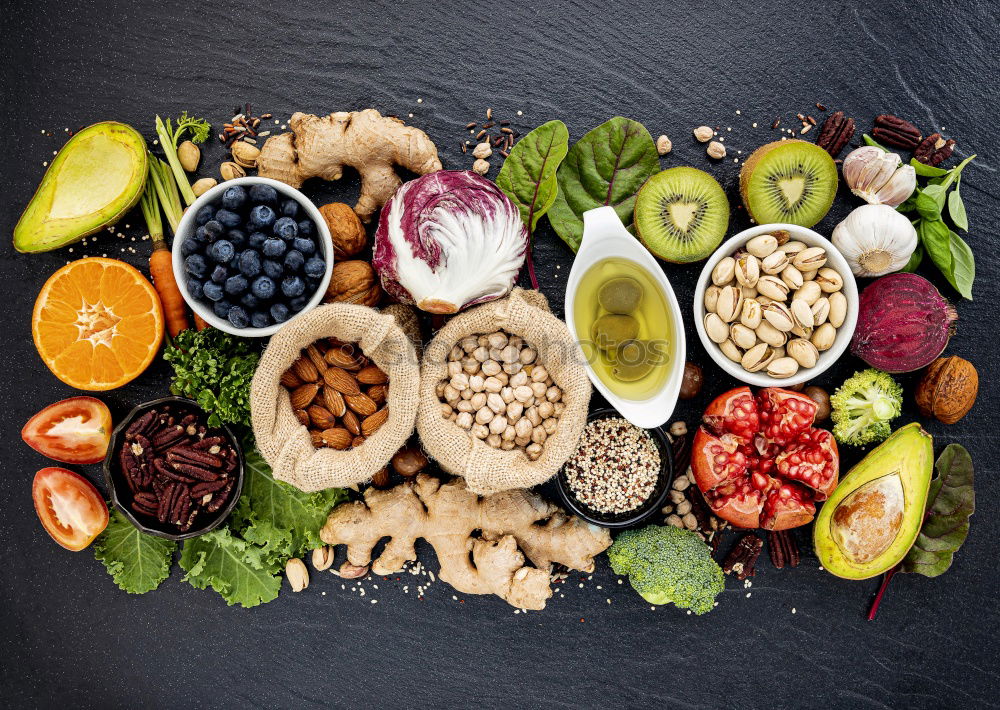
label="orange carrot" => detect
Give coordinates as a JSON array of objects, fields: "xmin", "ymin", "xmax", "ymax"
[
  {"xmin": 192, "ymin": 313, "xmax": 210, "ymax": 331},
  {"xmin": 149, "ymin": 237, "xmax": 190, "ymax": 337}
]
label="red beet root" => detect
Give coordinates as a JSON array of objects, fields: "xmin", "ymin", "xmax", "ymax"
[{"xmin": 851, "ymin": 273, "xmax": 957, "ymax": 373}]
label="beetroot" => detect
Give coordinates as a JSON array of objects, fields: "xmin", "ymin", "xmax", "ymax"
[{"xmin": 851, "ymin": 273, "xmax": 957, "ymax": 373}]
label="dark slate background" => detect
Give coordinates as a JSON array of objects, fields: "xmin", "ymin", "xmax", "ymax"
[{"xmin": 2, "ymin": 0, "xmax": 997, "ymax": 707}]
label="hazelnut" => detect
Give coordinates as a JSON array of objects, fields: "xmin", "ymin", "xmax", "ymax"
[
  {"xmin": 915, "ymin": 356, "xmax": 978, "ymax": 424},
  {"xmin": 678, "ymin": 362, "xmax": 703, "ymax": 400},
  {"xmin": 803, "ymin": 386, "xmax": 831, "ymax": 421}
]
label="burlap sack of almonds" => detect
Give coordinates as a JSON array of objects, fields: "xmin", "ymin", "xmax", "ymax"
[
  {"xmin": 417, "ymin": 288, "xmax": 591, "ymax": 495},
  {"xmin": 251, "ymin": 303, "xmax": 420, "ymax": 492}
]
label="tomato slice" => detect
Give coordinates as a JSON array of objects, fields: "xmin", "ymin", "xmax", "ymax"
[
  {"xmin": 22, "ymin": 397, "xmax": 112, "ymax": 464},
  {"xmin": 32, "ymin": 467, "xmax": 109, "ymax": 551}
]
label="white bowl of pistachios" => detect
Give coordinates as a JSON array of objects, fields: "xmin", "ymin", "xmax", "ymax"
[{"xmin": 693, "ymin": 223, "xmax": 858, "ymax": 387}]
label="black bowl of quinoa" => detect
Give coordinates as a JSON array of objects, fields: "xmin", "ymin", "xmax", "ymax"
[{"xmin": 556, "ymin": 409, "xmax": 674, "ymax": 529}]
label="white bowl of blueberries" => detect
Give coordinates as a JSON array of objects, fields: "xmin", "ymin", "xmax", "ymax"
[{"xmin": 172, "ymin": 176, "xmax": 334, "ymax": 337}]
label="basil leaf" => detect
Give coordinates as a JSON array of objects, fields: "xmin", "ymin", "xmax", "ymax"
[
  {"xmin": 496, "ymin": 120, "xmax": 569, "ymax": 232},
  {"xmin": 947, "ymin": 230, "xmax": 975, "ymax": 300},
  {"xmin": 948, "ymin": 183, "xmax": 969, "ymax": 231},
  {"xmin": 901, "ymin": 244, "xmax": 923, "ymax": 272},
  {"xmin": 548, "ymin": 117, "xmax": 660, "ymax": 252},
  {"xmin": 902, "ymin": 445, "xmax": 974, "ymax": 578},
  {"xmin": 909, "ymin": 158, "xmax": 950, "ymax": 178},
  {"xmin": 915, "ymin": 190, "xmax": 943, "ymax": 221},
  {"xmin": 919, "ymin": 218, "xmax": 952, "ymax": 275},
  {"xmin": 896, "ymin": 194, "xmax": 918, "ymax": 214},
  {"xmin": 862, "ymin": 134, "xmax": 888, "ymax": 151}
]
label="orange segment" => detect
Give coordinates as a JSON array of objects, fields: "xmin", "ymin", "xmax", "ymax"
[{"xmin": 32, "ymin": 257, "xmax": 163, "ymax": 391}]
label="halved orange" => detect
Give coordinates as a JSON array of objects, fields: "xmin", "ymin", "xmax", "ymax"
[{"xmin": 32, "ymin": 257, "xmax": 163, "ymax": 391}]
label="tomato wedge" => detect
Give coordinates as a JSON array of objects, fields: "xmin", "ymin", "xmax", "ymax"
[
  {"xmin": 32, "ymin": 467, "xmax": 109, "ymax": 551},
  {"xmin": 22, "ymin": 397, "xmax": 112, "ymax": 464}
]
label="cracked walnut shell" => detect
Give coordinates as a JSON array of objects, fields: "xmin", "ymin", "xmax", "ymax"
[{"xmin": 915, "ymin": 356, "xmax": 978, "ymax": 424}]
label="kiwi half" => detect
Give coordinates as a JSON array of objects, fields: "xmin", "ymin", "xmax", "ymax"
[
  {"xmin": 634, "ymin": 166, "xmax": 729, "ymax": 263},
  {"xmin": 740, "ymin": 140, "xmax": 838, "ymax": 227}
]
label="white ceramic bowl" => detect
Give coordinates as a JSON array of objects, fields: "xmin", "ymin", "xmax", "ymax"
[
  {"xmin": 693, "ymin": 223, "xmax": 858, "ymax": 387},
  {"xmin": 172, "ymin": 176, "xmax": 333, "ymax": 337}
]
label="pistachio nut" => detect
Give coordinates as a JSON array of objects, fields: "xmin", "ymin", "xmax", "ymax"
[
  {"xmin": 800, "ymin": 269, "xmax": 818, "ymax": 282},
  {"xmin": 762, "ymin": 302, "xmax": 795, "ymax": 332},
  {"xmin": 787, "ymin": 338, "xmax": 819, "ymax": 368},
  {"xmin": 232, "ymin": 140, "xmax": 262, "ymax": 169},
  {"xmin": 756, "ymin": 295, "xmax": 774, "ymax": 307},
  {"xmin": 731, "ymin": 323, "xmax": 758, "ymax": 350},
  {"xmin": 741, "ymin": 285, "xmax": 758, "ymax": 300},
  {"xmin": 811, "ymin": 297, "xmax": 831, "ymax": 326},
  {"xmin": 191, "ymin": 177, "xmax": 218, "ymax": 197},
  {"xmin": 761, "ymin": 250, "xmax": 789, "ymax": 275},
  {"xmin": 735, "ymin": 255, "xmax": 760, "ymax": 288},
  {"xmin": 790, "ymin": 298, "xmax": 815, "ymax": 330},
  {"xmin": 716, "ymin": 285, "xmax": 743, "ymax": 323},
  {"xmin": 756, "ymin": 319, "xmax": 788, "ymax": 347},
  {"xmin": 712, "ymin": 256, "xmax": 736, "ymax": 286},
  {"xmin": 779, "ymin": 240, "xmax": 807, "ymax": 257},
  {"xmin": 797, "ymin": 280, "xmax": 823, "ymax": 306},
  {"xmin": 780, "ymin": 264, "xmax": 804, "ymax": 291},
  {"xmin": 811, "ymin": 322, "xmax": 837, "ymax": 351},
  {"xmin": 704, "ymin": 284, "xmax": 722, "ymax": 313},
  {"xmin": 828, "ymin": 291, "xmax": 848, "ymax": 328},
  {"xmin": 740, "ymin": 298, "xmax": 763, "ymax": 329},
  {"xmin": 286, "ymin": 558, "xmax": 309, "ymax": 592},
  {"xmin": 720, "ymin": 338, "xmax": 743, "ymax": 363},
  {"xmin": 756, "ymin": 275, "xmax": 790, "ymax": 301},
  {"xmin": 742, "ymin": 342, "xmax": 775, "ymax": 372},
  {"xmin": 177, "ymin": 140, "xmax": 201, "ymax": 172},
  {"xmin": 772, "ymin": 345, "xmax": 786, "ymax": 360},
  {"xmin": 705, "ymin": 313, "xmax": 729, "ymax": 343},
  {"xmin": 773, "ymin": 229, "xmax": 791, "ymax": 246},
  {"xmin": 815, "ymin": 267, "xmax": 844, "ymax": 293},
  {"xmin": 311, "ymin": 546, "xmax": 335, "ymax": 571},
  {"xmin": 791, "ymin": 323, "xmax": 813, "ymax": 339},
  {"xmin": 767, "ymin": 356, "xmax": 800, "ymax": 379},
  {"xmin": 793, "ymin": 246, "xmax": 828, "ymax": 271},
  {"xmin": 746, "ymin": 234, "xmax": 778, "ymax": 258},
  {"xmin": 220, "ymin": 161, "xmax": 246, "ymax": 181}
]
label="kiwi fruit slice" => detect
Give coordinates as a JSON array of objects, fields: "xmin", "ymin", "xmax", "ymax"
[
  {"xmin": 739, "ymin": 140, "xmax": 838, "ymax": 227},
  {"xmin": 598, "ymin": 277, "xmax": 643, "ymax": 314},
  {"xmin": 634, "ymin": 166, "xmax": 730, "ymax": 263}
]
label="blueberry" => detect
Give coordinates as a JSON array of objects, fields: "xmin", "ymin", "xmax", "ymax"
[
  {"xmin": 227, "ymin": 306, "xmax": 250, "ymax": 329},
  {"xmin": 215, "ymin": 209, "xmax": 241, "ymax": 229},
  {"xmin": 290, "ymin": 296, "xmax": 308, "ymax": 312},
  {"xmin": 249, "ymin": 204, "xmax": 276, "ymax": 230},
  {"xmin": 210, "ymin": 264, "xmax": 228, "ymax": 283},
  {"xmin": 284, "ymin": 249, "xmax": 305, "ymax": 272},
  {"xmin": 222, "ymin": 185, "xmax": 247, "ymax": 210},
  {"xmin": 203, "ymin": 281, "xmax": 225, "ymax": 302},
  {"xmin": 270, "ymin": 303, "xmax": 290, "ymax": 323},
  {"xmin": 297, "ymin": 220, "xmax": 315, "ymax": 238},
  {"xmin": 303, "ymin": 257, "xmax": 326, "ymax": 279},
  {"xmin": 251, "ymin": 276, "xmax": 276, "ymax": 300},
  {"xmin": 281, "ymin": 275, "xmax": 306, "ymax": 298},
  {"xmin": 210, "ymin": 239, "xmax": 235, "ymax": 263},
  {"xmin": 262, "ymin": 261, "xmax": 283, "ymax": 282},
  {"xmin": 240, "ymin": 292, "xmax": 261, "ymax": 309},
  {"xmin": 249, "ymin": 184, "xmax": 278, "ymax": 205},
  {"xmin": 184, "ymin": 254, "xmax": 208, "ymax": 278},
  {"xmin": 273, "ymin": 216, "xmax": 298, "ymax": 240},
  {"xmin": 213, "ymin": 299, "xmax": 232, "ymax": 319},
  {"xmin": 195, "ymin": 205, "xmax": 215, "ymax": 225},
  {"xmin": 181, "ymin": 238, "xmax": 201, "ymax": 256},
  {"xmin": 192, "ymin": 225, "xmax": 209, "ymax": 243},
  {"xmin": 203, "ymin": 219, "xmax": 224, "ymax": 240},
  {"xmin": 225, "ymin": 274, "xmax": 249, "ymax": 295},
  {"xmin": 248, "ymin": 231, "xmax": 268, "ymax": 249},
  {"xmin": 279, "ymin": 198, "xmax": 300, "ymax": 217},
  {"xmin": 251, "ymin": 311, "xmax": 272, "ymax": 329},
  {"xmin": 226, "ymin": 229, "xmax": 247, "ymax": 249},
  {"xmin": 262, "ymin": 238, "xmax": 286, "ymax": 258},
  {"xmin": 238, "ymin": 249, "xmax": 262, "ymax": 278},
  {"xmin": 292, "ymin": 237, "xmax": 316, "ymax": 256},
  {"xmin": 187, "ymin": 278, "xmax": 204, "ymax": 300}
]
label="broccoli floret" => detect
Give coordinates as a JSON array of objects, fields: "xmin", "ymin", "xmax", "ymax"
[
  {"xmin": 607, "ymin": 525, "xmax": 724, "ymax": 615},
  {"xmin": 830, "ymin": 368, "xmax": 903, "ymax": 446}
]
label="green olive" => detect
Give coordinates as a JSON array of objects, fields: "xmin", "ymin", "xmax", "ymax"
[
  {"xmin": 598, "ymin": 277, "xmax": 643, "ymax": 314},
  {"xmin": 610, "ymin": 340, "xmax": 665, "ymax": 382},
  {"xmin": 592, "ymin": 314, "xmax": 639, "ymax": 350}
]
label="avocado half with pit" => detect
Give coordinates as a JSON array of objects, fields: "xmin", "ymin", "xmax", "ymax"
[
  {"xmin": 814, "ymin": 423, "xmax": 934, "ymax": 580},
  {"xmin": 14, "ymin": 122, "xmax": 148, "ymax": 253}
]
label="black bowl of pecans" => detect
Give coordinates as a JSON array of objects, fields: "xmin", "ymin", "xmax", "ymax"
[
  {"xmin": 555, "ymin": 408, "xmax": 673, "ymax": 529},
  {"xmin": 103, "ymin": 396, "xmax": 244, "ymax": 540}
]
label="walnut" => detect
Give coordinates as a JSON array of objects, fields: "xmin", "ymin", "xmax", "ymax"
[
  {"xmin": 323, "ymin": 260, "xmax": 382, "ymax": 307},
  {"xmin": 915, "ymin": 356, "xmax": 978, "ymax": 424},
  {"xmin": 319, "ymin": 202, "xmax": 367, "ymax": 259}
]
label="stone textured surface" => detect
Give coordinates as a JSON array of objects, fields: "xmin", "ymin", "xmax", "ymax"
[{"xmin": 2, "ymin": 0, "xmax": 997, "ymax": 707}]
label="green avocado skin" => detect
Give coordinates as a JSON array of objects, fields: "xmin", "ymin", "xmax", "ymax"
[{"xmin": 14, "ymin": 122, "xmax": 148, "ymax": 253}]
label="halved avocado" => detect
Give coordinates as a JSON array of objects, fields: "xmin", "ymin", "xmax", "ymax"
[
  {"xmin": 814, "ymin": 423, "xmax": 934, "ymax": 580},
  {"xmin": 14, "ymin": 122, "xmax": 148, "ymax": 253}
]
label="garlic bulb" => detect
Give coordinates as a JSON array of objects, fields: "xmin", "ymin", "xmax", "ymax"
[
  {"xmin": 832, "ymin": 204, "xmax": 917, "ymax": 277},
  {"xmin": 841, "ymin": 146, "xmax": 916, "ymax": 207}
]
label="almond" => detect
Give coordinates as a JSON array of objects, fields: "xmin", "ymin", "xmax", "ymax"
[
  {"xmin": 325, "ymin": 346, "xmax": 362, "ymax": 371},
  {"xmin": 280, "ymin": 370, "xmax": 303, "ymax": 388},
  {"xmin": 294, "ymin": 408, "xmax": 310, "ymax": 426},
  {"xmin": 308, "ymin": 405, "xmax": 338, "ymax": 429},
  {"xmin": 292, "ymin": 357, "xmax": 319, "ymax": 383},
  {"xmin": 323, "ymin": 366, "xmax": 361, "ymax": 395},
  {"xmin": 306, "ymin": 344, "xmax": 329, "ymax": 374},
  {"xmin": 310, "ymin": 430, "xmax": 326, "ymax": 448},
  {"xmin": 345, "ymin": 392, "xmax": 377, "ymax": 417},
  {"xmin": 356, "ymin": 365, "xmax": 388, "ymax": 385},
  {"xmin": 321, "ymin": 427, "xmax": 352, "ymax": 450},
  {"xmin": 351, "ymin": 435, "xmax": 366, "ymax": 447},
  {"xmin": 367, "ymin": 384, "xmax": 388, "ymax": 404},
  {"xmin": 323, "ymin": 388, "xmax": 347, "ymax": 417},
  {"xmin": 290, "ymin": 383, "xmax": 320, "ymax": 409},
  {"xmin": 361, "ymin": 407, "xmax": 389, "ymax": 436},
  {"xmin": 371, "ymin": 467, "xmax": 391, "ymax": 489},
  {"xmin": 342, "ymin": 410, "xmax": 361, "ymax": 436}
]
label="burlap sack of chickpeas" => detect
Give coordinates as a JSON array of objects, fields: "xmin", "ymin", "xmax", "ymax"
[
  {"xmin": 251, "ymin": 303, "xmax": 420, "ymax": 492},
  {"xmin": 417, "ymin": 288, "xmax": 591, "ymax": 495}
]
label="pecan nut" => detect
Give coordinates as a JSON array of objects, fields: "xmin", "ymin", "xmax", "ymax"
[
  {"xmin": 722, "ymin": 533, "xmax": 763, "ymax": 580},
  {"xmin": 767, "ymin": 529, "xmax": 800, "ymax": 569},
  {"xmin": 871, "ymin": 114, "xmax": 922, "ymax": 150},
  {"xmin": 815, "ymin": 110, "xmax": 855, "ymax": 157},
  {"xmin": 913, "ymin": 132, "xmax": 956, "ymax": 167}
]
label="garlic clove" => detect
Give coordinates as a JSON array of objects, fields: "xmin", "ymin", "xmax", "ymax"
[
  {"xmin": 842, "ymin": 146, "xmax": 916, "ymax": 207},
  {"xmin": 832, "ymin": 204, "xmax": 918, "ymax": 277},
  {"xmin": 874, "ymin": 164, "xmax": 916, "ymax": 208}
]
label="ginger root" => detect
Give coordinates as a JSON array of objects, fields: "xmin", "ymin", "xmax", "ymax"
[
  {"xmin": 257, "ymin": 109, "xmax": 442, "ymax": 222},
  {"xmin": 320, "ymin": 474, "xmax": 612, "ymax": 610}
]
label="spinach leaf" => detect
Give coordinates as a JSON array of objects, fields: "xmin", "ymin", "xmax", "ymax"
[
  {"xmin": 948, "ymin": 182, "xmax": 968, "ymax": 231},
  {"xmin": 547, "ymin": 117, "xmax": 659, "ymax": 251},
  {"xmin": 947, "ymin": 230, "xmax": 975, "ymax": 300},
  {"xmin": 496, "ymin": 120, "xmax": 569, "ymax": 233}
]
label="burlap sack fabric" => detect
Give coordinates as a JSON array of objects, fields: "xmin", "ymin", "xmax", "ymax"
[
  {"xmin": 251, "ymin": 303, "xmax": 420, "ymax": 492},
  {"xmin": 417, "ymin": 288, "xmax": 592, "ymax": 495}
]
